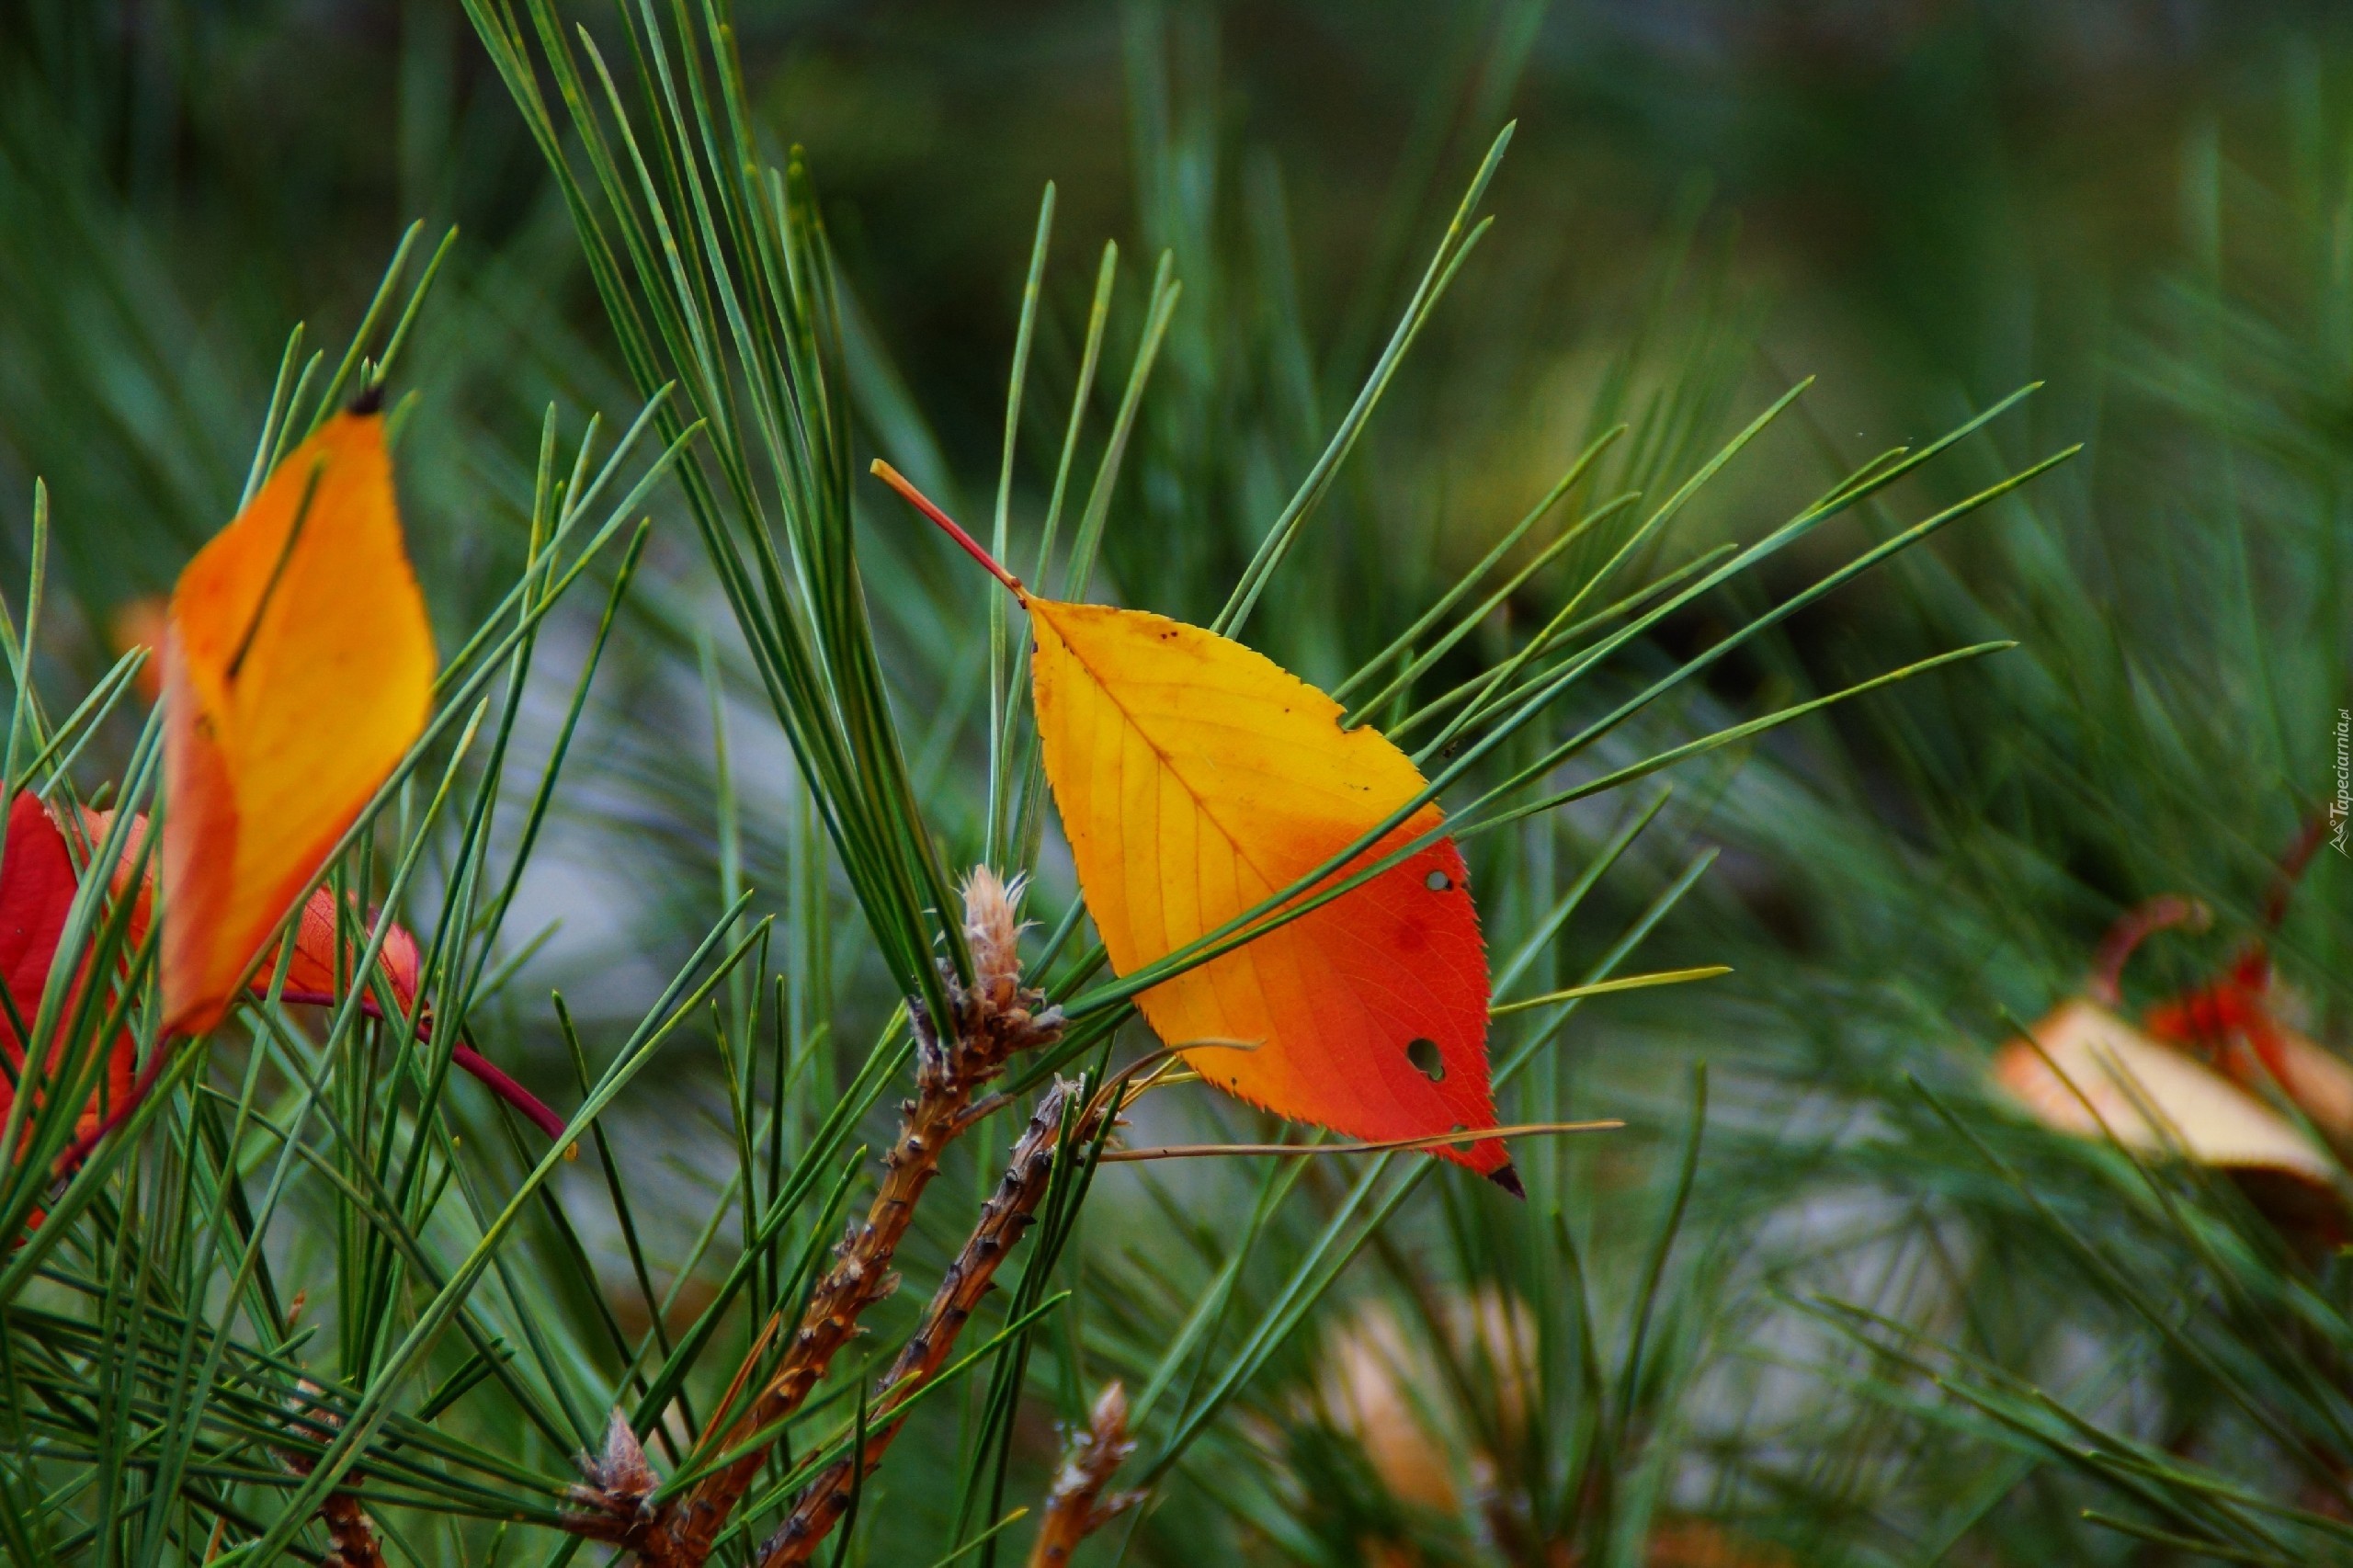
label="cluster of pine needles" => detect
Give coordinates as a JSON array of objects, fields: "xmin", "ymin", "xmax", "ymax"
[{"xmin": 0, "ymin": 3, "xmax": 2348, "ymax": 1566}]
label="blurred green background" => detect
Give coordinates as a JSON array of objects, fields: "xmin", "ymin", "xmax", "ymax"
[
  {"xmin": 5, "ymin": 0, "xmax": 2340, "ymax": 1074},
  {"xmin": 5, "ymin": 3, "xmax": 2353, "ymax": 1564},
  {"xmin": 7, "ymin": 1, "xmax": 2333, "ymax": 598}
]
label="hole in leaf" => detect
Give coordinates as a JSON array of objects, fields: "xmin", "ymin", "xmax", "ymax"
[
  {"xmin": 1425, "ymin": 869, "xmax": 1452, "ymax": 892},
  {"xmin": 1406, "ymin": 1038, "xmax": 1444, "ymax": 1081}
]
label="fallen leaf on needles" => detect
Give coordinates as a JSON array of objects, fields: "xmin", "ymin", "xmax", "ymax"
[
  {"xmin": 2089, "ymin": 835, "xmax": 2353, "ymax": 1155},
  {"xmin": 161, "ymin": 403, "xmax": 435, "ymax": 1034},
  {"xmin": 1993, "ymin": 998, "xmax": 2337, "ymax": 1189},
  {"xmin": 2147, "ymin": 961, "xmax": 2353, "ymax": 1147},
  {"xmin": 873, "ymin": 461, "xmax": 1509, "ymax": 1185}
]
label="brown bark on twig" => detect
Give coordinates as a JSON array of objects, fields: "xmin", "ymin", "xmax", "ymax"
[
  {"xmin": 753, "ymin": 1076, "xmax": 1101, "ymax": 1567},
  {"xmin": 1025, "ymin": 1381, "xmax": 1142, "ymax": 1568},
  {"xmin": 565, "ymin": 1409, "xmax": 678, "ymax": 1563},
  {"xmin": 642, "ymin": 870, "xmax": 1062, "ymax": 1566},
  {"xmin": 282, "ymin": 1381, "xmax": 385, "ymax": 1568},
  {"xmin": 316, "ymin": 1493, "xmax": 387, "ymax": 1568}
]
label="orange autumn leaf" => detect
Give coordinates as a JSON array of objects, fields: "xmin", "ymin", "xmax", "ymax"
[
  {"xmin": 873, "ymin": 462, "xmax": 1507, "ymax": 1185},
  {"xmin": 161, "ymin": 404, "xmax": 436, "ymax": 1034},
  {"xmin": 1318, "ymin": 1290, "xmax": 1537, "ymax": 1514},
  {"xmin": 1315, "ymin": 1290, "xmax": 1786, "ymax": 1567}
]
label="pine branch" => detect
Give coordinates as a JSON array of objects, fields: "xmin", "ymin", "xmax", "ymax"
[
  {"xmin": 567, "ymin": 1409, "xmax": 666, "ymax": 1559},
  {"xmin": 603, "ymin": 871, "xmax": 1061, "ymax": 1566},
  {"xmin": 1025, "ymin": 1382, "xmax": 1142, "ymax": 1568},
  {"xmin": 756, "ymin": 1076, "xmax": 1106, "ymax": 1567}
]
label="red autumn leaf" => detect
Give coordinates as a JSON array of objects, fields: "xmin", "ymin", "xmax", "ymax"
[
  {"xmin": 84, "ymin": 809, "xmax": 419, "ymax": 1017},
  {"xmin": 107, "ymin": 595, "xmax": 168, "ymax": 707},
  {"xmin": 49, "ymin": 807, "xmax": 562, "ymax": 1151},
  {"xmin": 260, "ymin": 891, "xmax": 559, "ymax": 1141},
  {"xmin": 272, "ymin": 889, "xmax": 423, "ymax": 1016},
  {"xmin": 0, "ymin": 794, "xmax": 138, "ymax": 1143},
  {"xmin": 2105, "ymin": 822, "xmax": 2353, "ymax": 1148},
  {"xmin": 2145, "ymin": 951, "xmax": 2353, "ymax": 1148}
]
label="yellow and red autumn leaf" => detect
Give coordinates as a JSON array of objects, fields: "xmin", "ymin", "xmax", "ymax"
[{"xmin": 1029, "ymin": 598, "xmax": 1506, "ymax": 1178}]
